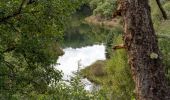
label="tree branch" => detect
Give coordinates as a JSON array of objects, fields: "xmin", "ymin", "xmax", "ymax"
[
  {"xmin": 156, "ymin": 0, "xmax": 168, "ymax": 20},
  {"xmin": 112, "ymin": 34, "xmax": 170, "ymax": 51},
  {"xmin": 0, "ymin": 0, "xmax": 37, "ymax": 23},
  {"xmin": 112, "ymin": 1, "xmax": 122, "ymax": 18},
  {"xmin": 2, "ymin": 60, "xmax": 16, "ymax": 79},
  {"xmin": 2, "ymin": 45, "xmax": 16, "ymax": 53},
  {"xmin": 113, "ymin": 43, "xmax": 126, "ymax": 50}
]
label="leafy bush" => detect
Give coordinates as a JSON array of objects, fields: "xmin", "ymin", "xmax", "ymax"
[
  {"xmin": 105, "ymin": 27, "xmax": 123, "ymax": 58},
  {"xmin": 8, "ymin": 71, "xmax": 109, "ymax": 100},
  {"xmin": 105, "ymin": 35, "xmax": 135, "ymax": 99},
  {"xmin": 89, "ymin": 0, "xmax": 117, "ymax": 19},
  {"xmin": 0, "ymin": 0, "xmax": 82, "ymax": 98}
]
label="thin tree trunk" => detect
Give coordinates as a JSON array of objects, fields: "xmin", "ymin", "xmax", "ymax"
[{"xmin": 120, "ymin": 0, "xmax": 169, "ymax": 99}]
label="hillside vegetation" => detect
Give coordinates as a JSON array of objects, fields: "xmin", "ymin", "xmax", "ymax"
[
  {"xmin": 0, "ymin": 0, "xmax": 170, "ymax": 99},
  {"xmin": 81, "ymin": 0, "xmax": 170, "ymax": 99}
]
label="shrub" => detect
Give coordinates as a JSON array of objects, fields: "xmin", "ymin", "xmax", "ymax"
[{"xmin": 90, "ymin": 60, "xmax": 107, "ymax": 76}]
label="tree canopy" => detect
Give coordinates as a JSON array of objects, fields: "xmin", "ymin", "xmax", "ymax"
[
  {"xmin": 0, "ymin": 0, "xmax": 170, "ymax": 99},
  {"xmin": 0, "ymin": 0, "xmax": 84, "ymax": 98},
  {"xmin": 89, "ymin": 0, "xmax": 117, "ymax": 19}
]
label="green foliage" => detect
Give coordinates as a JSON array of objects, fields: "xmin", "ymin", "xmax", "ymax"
[
  {"xmin": 7, "ymin": 71, "xmax": 109, "ymax": 100},
  {"xmin": 81, "ymin": 35, "xmax": 135, "ymax": 100},
  {"xmin": 153, "ymin": 1, "xmax": 170, "ymax": 85},
  {"xmin": 159, "ymin": 38, "xmax": 170, "ymax": 85},
  {"xmin": 89, "ymin": 0, "xmax": 117, "ymax": 19},
  {"xmin": 63, "ymin": 12, "xmax": 111, "ymax": 48},
  {"xmin": 81, "ymin": 60, "xmax": 107, "ymax": 84},
  {"xmin": 164, "ymin": 2, "xmax": 170, "ymax": 12},
  {"xmin": 105, "ymin": 27, "xmax": 123, "ymax": 59},
  {"xmin": 32, "ymin": 73, "xmax": 97, "ymax": 100},
  {"xmin": 105, "ymin": 35, "xmax": 135, "ymax": 100},
  {"xmin": 0, "ymin": 0, "xmax": 170, "ymax": 99},
  {"xmin": 90, "ymin": 61, "xmax": 107, "ymax": 77},
  {"xmin": 80, "ymin": 1, "xmax": 170, "ymax": 99},
  {"xmin": 0, "ymin": 0, "xmax": 83, "ymax": 98},
  {"xmin": 150, "ymin": 0, "xmax": 162, "ymax": 29},
  {"xmin": 150, "ymin": 1, "xmax": 170, "ymax": 29}
]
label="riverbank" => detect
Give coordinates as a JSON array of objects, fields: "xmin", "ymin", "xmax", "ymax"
[
  {"xmin": 80, "ymin": 60, "xmax": 107, "ymax": 84},
  {"xmin": 84, "ymin": 16, "xmax": 121, "ymax": 28},
  {"xmin": 57, "ymin": 44, "xmax": 106, "ymax": 80}
]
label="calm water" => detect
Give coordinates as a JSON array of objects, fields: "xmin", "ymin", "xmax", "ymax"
[{"xmin": 55, "ymin": 44, "xmax": 106, "ymax": 90}]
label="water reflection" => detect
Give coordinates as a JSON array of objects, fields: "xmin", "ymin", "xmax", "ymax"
[{"xmin": 56, "ymin": 44, "xmax": 106, "ymax": 79}]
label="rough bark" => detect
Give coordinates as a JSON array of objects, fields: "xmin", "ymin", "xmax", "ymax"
[{"xmin": 119, "ymin": 0, "xmax": 170, "ymax": 99}]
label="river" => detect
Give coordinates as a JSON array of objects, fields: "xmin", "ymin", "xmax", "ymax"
[{"xmin": 56, "ymin": 44, "xmax": 106, "ymax": 90}]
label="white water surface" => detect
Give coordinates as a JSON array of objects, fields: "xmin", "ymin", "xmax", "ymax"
[
  {"xmin": 56, "ymin": 44, "xmax": 106, "ymax": 79},
  {"xmin": 55, "ymin": 44, "xmax": 106, "ymax": 90}
]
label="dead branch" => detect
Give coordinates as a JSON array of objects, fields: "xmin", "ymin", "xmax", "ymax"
[{"xmin": 113, "ymin": 43, "xmax": 126, "ymax": 50}]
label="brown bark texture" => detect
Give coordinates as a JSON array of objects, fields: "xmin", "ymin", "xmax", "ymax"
[{"xmin": 119, "ymin": 0, "xmax": 170, "ymax": 99}]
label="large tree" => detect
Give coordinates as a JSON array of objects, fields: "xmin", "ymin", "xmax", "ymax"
[
  {"xmin": 0, "ymin": 0, "xmax": 83, "ymax": 98},
  {"xmin": 115, "ymin": 0, "xmax": 170, "ymax": 99}
]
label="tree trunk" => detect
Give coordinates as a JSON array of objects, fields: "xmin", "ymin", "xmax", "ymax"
[{"xmin": 120, "ymin": 0, "xmax": 169, "ymax": 99}]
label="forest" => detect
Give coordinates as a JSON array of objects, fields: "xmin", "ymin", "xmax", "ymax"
[{"xmin": 0, "ymin": 0, "xmax": 170, "ymax": 100}]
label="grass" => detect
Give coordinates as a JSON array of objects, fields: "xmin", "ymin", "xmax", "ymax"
[
  {"xmin": 80, "ymin": 60, "xmax": 108, "ymax": 84},
  {"xmin": 80, "ymin": 1, "xmax": 170, "ymax": 99},
  {"xmin": 80, "ymin": 34, "xmax": 135, "ymax": 99}
]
